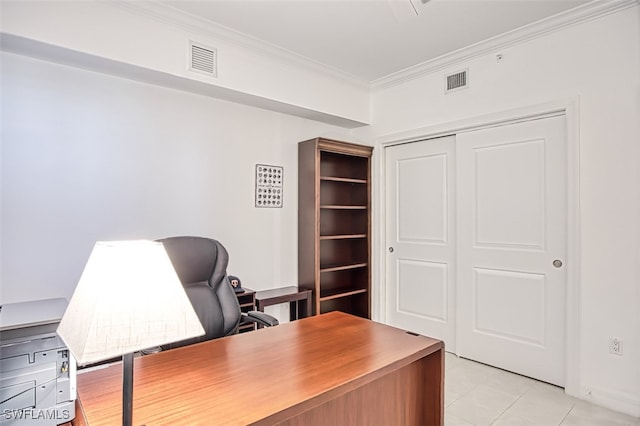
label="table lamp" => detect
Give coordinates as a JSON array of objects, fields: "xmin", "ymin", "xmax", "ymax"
[{"xmin": 57, "ymin": 240, "xmax": 205, "ymax": 426}]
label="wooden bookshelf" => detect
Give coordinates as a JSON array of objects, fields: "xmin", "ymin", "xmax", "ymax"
[{"xmin": 298, "ymin": 138, "xmax": 373, "ymax": 318}]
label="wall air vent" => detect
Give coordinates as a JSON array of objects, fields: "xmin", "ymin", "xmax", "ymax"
[
  {"xmin": 445, "ymin": 69, "xmax": 468, "ymax": 93},
  {"xmin": 189, "ymin": 41, "xmax": 217, "ymax": 77}
]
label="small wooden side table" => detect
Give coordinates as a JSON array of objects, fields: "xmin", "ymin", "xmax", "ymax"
[
  {"xmin": 255, "ymin": 286, "xmax": 312, "ymax": 325},
  {"xmin": 236, "ymin": 288, "xmax": 256, "ymax": 333}
]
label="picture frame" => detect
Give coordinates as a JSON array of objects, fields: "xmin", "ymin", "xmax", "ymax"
[{"xmin": 255, "ymin": 164, "xmax": 283, "ymax": 208}]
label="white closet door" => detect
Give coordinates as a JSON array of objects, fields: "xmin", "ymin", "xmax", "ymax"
[
  {"xmin": 385, "ymin": 136, "xmax": 457, "ymax": 349},
  {"xmin": 456, "ymin": 115, "xmax": 567, "ymax": 386}
]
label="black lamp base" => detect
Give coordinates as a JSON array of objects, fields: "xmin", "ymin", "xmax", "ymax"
[{"xmin": 122, "ymin": 352, "xmax": 134, "ymax": 426}]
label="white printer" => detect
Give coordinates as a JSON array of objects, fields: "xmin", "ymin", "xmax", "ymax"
[{"xmin": 0, "ymin": 298, "xmax": 76, "ymax": 425}]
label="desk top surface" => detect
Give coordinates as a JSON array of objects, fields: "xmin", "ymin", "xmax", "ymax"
[
  {"xmin": 254, "ymin": 286, "xmax": 311, "ymax": 300},
  {"xmin": 74, "ymin": 311, "xmax": 442, "ymax": 426}
]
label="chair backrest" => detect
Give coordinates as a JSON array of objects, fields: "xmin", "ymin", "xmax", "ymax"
[{"xmin": 157, "ymin": 236, "xmax": 241, "ymax": 349}]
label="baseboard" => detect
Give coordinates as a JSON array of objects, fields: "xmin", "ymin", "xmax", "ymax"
[{"xmin": 579, "ymin": 386, "xmax": 640, "ymax": 418}]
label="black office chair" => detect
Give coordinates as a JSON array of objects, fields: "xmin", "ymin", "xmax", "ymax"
[{"xmin": 156, "ymin": 236, "xmax": 278, "ymax": 350}]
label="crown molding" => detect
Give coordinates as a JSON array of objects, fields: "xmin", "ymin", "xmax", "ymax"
[
  {"xmin": 109, "ymin": 0, "xmax": 370, "ymax": 89},
  {"xmin": 371, "ymin": 0, "xmax": 639, "ymax": 90}
]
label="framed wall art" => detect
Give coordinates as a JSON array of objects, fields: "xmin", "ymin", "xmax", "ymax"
[{"xmin": 255, "ymin": 164, "xmax": 283, "ymax": 208}]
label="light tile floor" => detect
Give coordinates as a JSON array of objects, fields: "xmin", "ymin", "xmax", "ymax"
[{"xmin": 444, "ymin": 352, "xmax": 640, "ymax": 426}]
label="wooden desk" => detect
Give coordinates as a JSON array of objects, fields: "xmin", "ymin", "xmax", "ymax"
[
  {"xmin": 72, "ymin": 311, "xmax": 444, "ymax": 426},
  {"xmin": 255, "ymin": 286, "xmax": 312, "ymax": 323}
]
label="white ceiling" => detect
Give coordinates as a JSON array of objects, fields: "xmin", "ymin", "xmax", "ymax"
[{"xmin": 160, "ymin": 0, "xmax": 590, "ymax": 82}]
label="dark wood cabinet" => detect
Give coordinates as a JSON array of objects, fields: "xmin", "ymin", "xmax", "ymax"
[
  {"xmin": 298, "ymin": 138, "xmax": 373, "ymax": 318},
  {"xmin": 236, "ymin": 289, "xmax": 256, "ymax": 333}
]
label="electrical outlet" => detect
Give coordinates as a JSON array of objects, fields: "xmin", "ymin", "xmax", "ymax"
[{"xmin": 609, "ymin": 338, "xmax": 623, "ymax": 356}]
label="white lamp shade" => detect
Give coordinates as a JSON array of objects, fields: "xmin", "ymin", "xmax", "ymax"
[{"xmin": 57, "ymin": 240, "xmax": 205, "ymax": 365}]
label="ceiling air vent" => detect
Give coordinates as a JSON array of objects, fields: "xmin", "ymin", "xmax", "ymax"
[
  {"xmin": 189, "ymin": 41, "xmax": 217, "ymax": 77},
  {"xmin": 445, "ymin": 69, "xmax": 468, "ymax": 93}
]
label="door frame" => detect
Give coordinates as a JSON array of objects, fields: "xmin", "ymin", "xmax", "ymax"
[{"xmin": 374, "ymin": 98, "xmax": 581, "ymax": 396}]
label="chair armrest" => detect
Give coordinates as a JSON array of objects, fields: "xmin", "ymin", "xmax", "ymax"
[
  {"xmin": 141, "ymin": 346, "xmax": 163, "ymax": 355},
  {"xmin": 242, "ymin": 311, "xmax": 279, "ymax": 327}
]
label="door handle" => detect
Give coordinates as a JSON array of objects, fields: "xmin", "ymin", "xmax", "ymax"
[
  {"xmin": 389, "ymin": 247, "xmax": 394, "ymax": 253},
  {"xmin": 553, "ymin": 259, "xmax": 563, "ymax": 268}
]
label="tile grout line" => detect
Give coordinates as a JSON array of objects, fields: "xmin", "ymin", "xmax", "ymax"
[
  {"xmin": 557, "ymin": 400, "xmax": 577, "ymax": 425},
  {"xmin": 488, "ymin": 384, "xmax": 532, "ymax": 425}
]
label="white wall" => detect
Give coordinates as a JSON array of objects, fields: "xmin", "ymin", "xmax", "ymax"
[
  {"xmin": 362, "ymin": 6, "xmax": 640, "ymax": 416},
  {"xmin": 0, "ymin": 1, "xmax": 370, "ymax": 126},
  {"xmin": 0, "ymin": 52, "xmax": 355, "ymax": 322}
]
